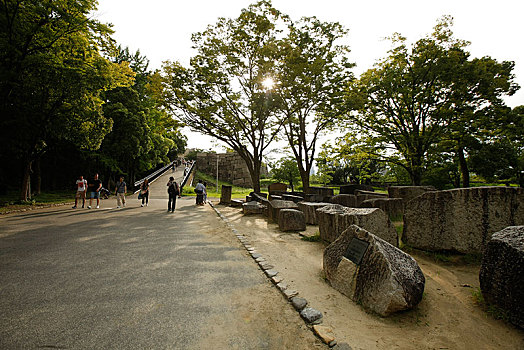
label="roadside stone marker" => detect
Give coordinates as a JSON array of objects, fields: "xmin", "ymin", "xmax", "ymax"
[
  {"xmin": 324, "ymin": 225, "xmax": 425, "ymax": 316},
  {"xmin": 220, "ymin": 185, "xmax": 232, "ymax": 204}
]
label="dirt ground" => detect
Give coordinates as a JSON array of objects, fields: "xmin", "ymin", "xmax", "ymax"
[{"xmin": 213, "ymin": 201, "xmax": 524, "ymax": 350}]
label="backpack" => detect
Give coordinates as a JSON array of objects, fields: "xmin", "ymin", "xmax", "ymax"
[{"xmin": 168, "ymin": 182, "xmax": 179, "ymax": 195}]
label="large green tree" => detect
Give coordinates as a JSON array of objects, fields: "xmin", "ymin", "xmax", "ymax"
[
  {"xmin": 275, "ymin": 16, "xmax": 354, "ymax": 192},
  {"xmin": 162, "ymin": 1, "xmax": 286, "ymax": 192},
  {"xmin": 99, "ymin": 48, "xmax": 186, "ymax": 185},
  {"xmin": 270, "ymin": 157, "xmax": 300, "ymax": 191},
  {"xmin": 346, "ymin": 16, "xmax": 517, "ymax": 186},
  {"xmin": 0, "ymin": 0, "xmax": 134, "ymax": 200},
  {"xmin": 441, "ymin": 56, "xmax": 518, "ymax": 187}
]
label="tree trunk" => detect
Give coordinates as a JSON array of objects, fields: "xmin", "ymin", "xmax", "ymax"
[
  {"xmin": 20, "ymin": 160, "xmax": 33, "ymax": 201},
  {"xmin": 409, "ymin": 155, "xmax": 423, "ymax": 186},
  {"xmin": 34, "ymin": 157, "xmax": 42, "ymax": 195},
  {"xmin": 249, "ymin": 165, "xmax": 261, "ymax": 193},
  {"xmin": 300, "ymin": 168, "xmax": 310, "ymax": 193},
  {"xmin": 458, "ymin": 146, "xmax": 470, "ymax": 188}
]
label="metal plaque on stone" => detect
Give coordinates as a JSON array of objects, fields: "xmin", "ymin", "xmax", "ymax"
[{"xmin": 344, "ymin": 238, "xmax": 370, "ymax": 265}]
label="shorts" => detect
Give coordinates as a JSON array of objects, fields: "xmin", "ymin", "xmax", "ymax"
[
  {"xmin": 90, "ymin": 191, "xmax": 100, "ymax": 199},
  {"xmin": 76, "ymin": 191, "xmax": 86, "ymax": 199}
]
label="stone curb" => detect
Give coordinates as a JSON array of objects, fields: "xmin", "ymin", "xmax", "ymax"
[
  {"xmin": 208, "ymin": 201, "xmax": 345, "ymax": 348},
  {"xmin": 1, "ymin": 201, "xmax": 75, "ymax": 215}
]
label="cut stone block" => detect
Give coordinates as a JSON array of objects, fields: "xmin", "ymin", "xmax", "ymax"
[
  {"xmin": 330, "ymin": 194, "xmax": 358, "ymax": 208},
  {"xmin": 317, "ymin": 204, "xmax": 398, "ymax": 247},
  {"xmin": 339, "ymin": 184, "xmax": 374, "ymax": 195},
  {"xmin": 278, "ymin": 209, "xmax": 306, "ymax": 232},
  {"xmin": 242, "ymin": 201, "xmax": 265, "ymax": 215},
  {"xmin": 388, "ymin": 186, "xmax": 437, "ymax": 202},
  {"xmin": 297, "ymin": 202, "xmax": 331, "ymax": 225},
  {"xmin": 403, "ymin": 187, "xmax": 524, "ymax": 254},
  {"xmin": 268, "ymin": 200, "xmax": 299, "ymax": 223},
  {"xmin": 480, "ymin": 226, "xmax": 524, "ymax": 329},
  {"xmin": 323, "ymin": 225, "xmax": 425, "ymax": 316},
  {"xmin": 360, "ymin": 198, "xmax": 404, "ymax": 219}
]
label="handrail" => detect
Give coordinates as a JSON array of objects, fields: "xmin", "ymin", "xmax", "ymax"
[
  {"xmin": 134, "ymin": 160, "xmax": 176, "ymax": 188},
  {"xmin": 180, "ymin": 161, "xmax": 196, "ymax": 189}
]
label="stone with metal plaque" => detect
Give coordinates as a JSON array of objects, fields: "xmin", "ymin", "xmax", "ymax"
[{"xmin": 344, "ymin": 238, "xmax": 370, "ymax": 265}]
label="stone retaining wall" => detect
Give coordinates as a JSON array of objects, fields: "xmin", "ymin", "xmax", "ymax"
[{"xmin": 196, "ymin": 152, "xmax": 268, "ymax": 188}]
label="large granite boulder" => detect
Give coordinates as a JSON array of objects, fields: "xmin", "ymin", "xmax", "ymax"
[
  {"xmin": 297, "ymin": 202, "xmax": 331, "ymax": 225},
  {"xmin": 317, "ymin": 204, "xmax": 398, "ymax": 247},
  {"xmin": 479, "ymin": 226, "xmax": 524, "ymax": 329},
  {"xmin": 278, "ymin": 209, "xmax": 306, "ymax": 232},
  {"xmin": 330, "ymin": 194, "xmax": 358, "ymax": 208},
  {"xmin": 403, "ymin": 187, "xmax": 524, "ymax": 254},
  {"xmin": 243, "ymin": 201, "xmax": 265, "ymax": 215},
  {"xmin": 268, "ymin": 200, "xmax": 299, "ymax": 223},
  {"xmin": 388, "ymin": 186, "xmax": 436, "ymax": 202},
  {"xmin": 360, "ymin": 198, "xmax": 404, "ymax": 220},
  {"xmin": 340, "ymin": 184, "xmax": 374, "ymax": 195},
  {"xmin": 323, "ymin": 225, "xmax": 425, "ymax": 316}
]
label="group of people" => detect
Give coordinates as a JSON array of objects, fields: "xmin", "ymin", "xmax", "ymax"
[
  {"xmin": 73, "ymin": 174, "xmax": 127, "ymax": 209},
  {"xmin": 72, "ymin": 173, "xmax": 184, "ymax": 212},
  {"xmin": 73, "ymin": 174, "xmax": 105, "ymax": 209}
]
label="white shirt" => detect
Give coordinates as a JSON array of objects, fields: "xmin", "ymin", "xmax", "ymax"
[{"xmin": 76, "ymin": 179, "xmax": 87, "ymax": 192}]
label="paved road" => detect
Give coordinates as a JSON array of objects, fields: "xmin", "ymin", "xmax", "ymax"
[{"xmin": 0, "ymin": 170, "xmax": 321, "ymax": 349}]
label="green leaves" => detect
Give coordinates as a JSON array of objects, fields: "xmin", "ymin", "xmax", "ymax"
[{"xmin": 346, "ymin": 16, "xmax": 518, "ymax": 186}]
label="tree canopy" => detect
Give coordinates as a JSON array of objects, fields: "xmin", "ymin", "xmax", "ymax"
[
  {"xmin": 346, "ymin": 16, "xmax": 519, "ymax": 186},
  {"xmin": 0, "ymin": 0, "xmax": 185, "ymax": 199},
  {"xmin": 162, "ymin": 1, "xmax": 287, "ymax": 192}
]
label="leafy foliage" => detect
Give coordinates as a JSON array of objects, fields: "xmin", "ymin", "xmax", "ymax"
[
  {"xmin": 162, "ymin": 1, "xmax": 287, "ymax": 192},
  {"xmin": 346, "ymin": 16, "xmax": 518, "ymax": 186},
  {"xmin": 270, "ymin": 157, "xmax": 301, "ymax": 191},
  {"xmin": 275, "ymin": 16, "xmax": 354, "ymax": 191}
]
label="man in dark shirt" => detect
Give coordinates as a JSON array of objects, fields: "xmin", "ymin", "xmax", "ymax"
[{"xmin": 87, "ymin": 173, "xmax": 102, "ymax": 209}]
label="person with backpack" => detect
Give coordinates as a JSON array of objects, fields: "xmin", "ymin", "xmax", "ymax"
[{"xmin": 167, "ymin": 176, "xmax": 180, "ymax": 212}]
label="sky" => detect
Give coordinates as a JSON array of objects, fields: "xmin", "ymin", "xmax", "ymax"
[{"xmin": 93, "ymin": 0, "xmax": 524, "ymax": 154}]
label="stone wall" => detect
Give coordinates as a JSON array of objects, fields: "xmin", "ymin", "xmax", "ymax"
[{"xmin": 196, "ymin": 152, "xmax": 268, "ymax": 188}]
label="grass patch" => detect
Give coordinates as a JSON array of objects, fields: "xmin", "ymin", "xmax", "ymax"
[
  {"xmin": 301, "ymin": 233, "xmax": 321, "ymax": 242},
  {"xmin": 471, "ymin": 288, "xmax": 510, "ymax": 321},
  {"xmin": 0, "ymin": 190, "xmax": 74, "ymax": 214},
  {"xmin": 186, "ymin": 171, "xmax": 254, "ymax": 199}
]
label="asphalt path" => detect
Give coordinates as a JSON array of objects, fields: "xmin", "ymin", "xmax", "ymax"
[{"xmin": 0, "ymin": 170, "xmax": 321, "ymax": 349}]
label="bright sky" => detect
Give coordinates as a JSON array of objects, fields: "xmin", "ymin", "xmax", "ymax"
[{"xmin": 94, "ymin": 0, "xmax": 524, "ymax": 153}]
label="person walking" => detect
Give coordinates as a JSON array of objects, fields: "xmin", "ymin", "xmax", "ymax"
[
  {"xmin": 194, "ymin": 180, "xmax": 206, "ymax": 205},
  {"xmin": 140, "ymin": 179, "xmax": 150, "ymax": 207},
  {"xmin": 87, "ymin": 174, "xmax": 102, "ymax": 209},
  {"xmin": 114, "ymin": 176, "xmax": 127, "ymax": 208},
  {"xmin": 72, "ymin": 175, "xmax": 87, "ymax": 209},
  {"xmin": 167, "ymin": 176, "xmax": 180, "ymax": 212},
  {"xmin": 203, "ymin": 181, "xmax": 208, "ymax": 203}
]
